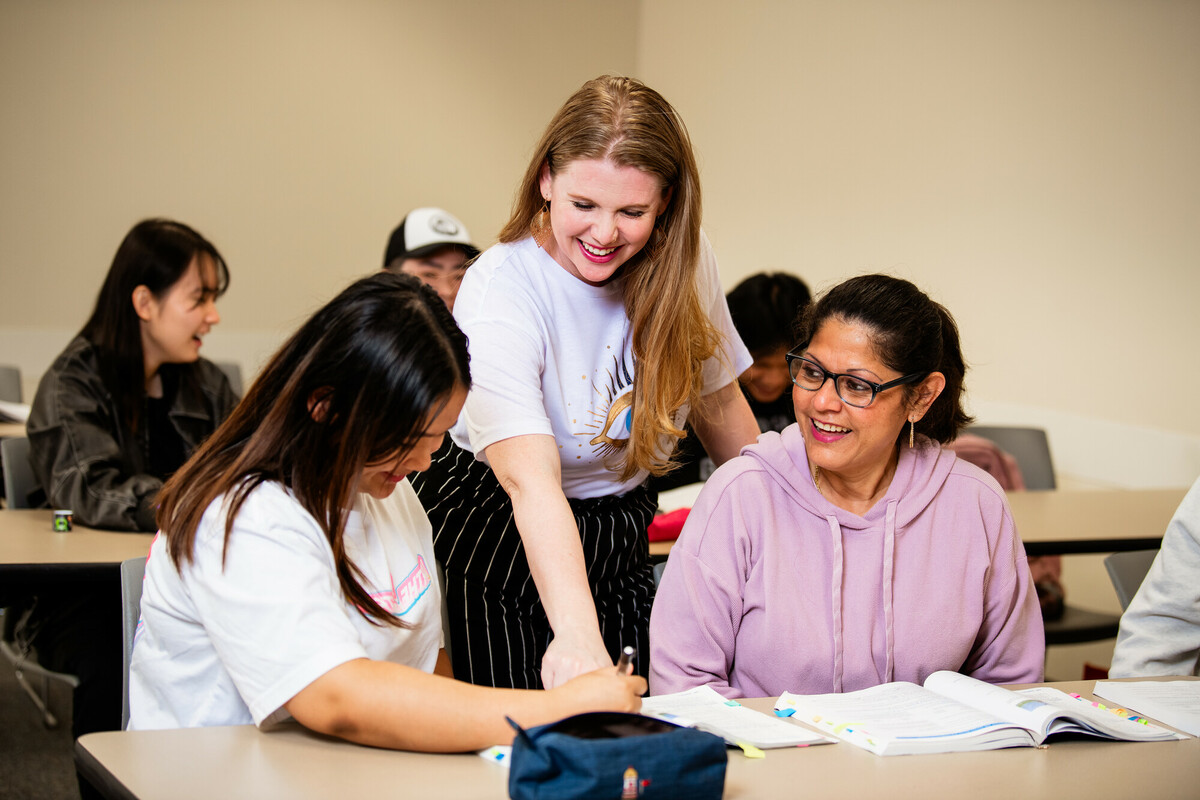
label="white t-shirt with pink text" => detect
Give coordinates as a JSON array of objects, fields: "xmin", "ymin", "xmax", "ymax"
[{"xmin": 128, "ymin": 480, "xmax": 441, "ymax": 730}]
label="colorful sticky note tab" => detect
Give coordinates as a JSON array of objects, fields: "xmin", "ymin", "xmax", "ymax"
[{"xmin": 735, "ymin": 742, "xmax": 766, "ymax": 759}]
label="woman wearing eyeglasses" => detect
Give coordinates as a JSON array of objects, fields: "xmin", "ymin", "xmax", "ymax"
[{"xmin": 649, "ymin": 273, "xmax": 1044, "ymax": 698}]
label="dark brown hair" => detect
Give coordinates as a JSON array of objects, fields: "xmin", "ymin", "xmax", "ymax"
[
  {"xmin": 795, "ymin": 274, "xmax": 972, "ymax": 445},
  {"xmin": 82, "ymin": 218, "xmax": 230, "ymax": 432},
  {"xmin": 157, "ymin": 272, "xmax": 469, "ymax": 627},
  {"xmin": 726, "ymin": 272, "xmax": 812, "ymax": 354}
]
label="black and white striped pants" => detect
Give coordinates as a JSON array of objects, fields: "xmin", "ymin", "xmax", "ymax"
[{"xmin": 412, "ymin": 439, "xmax": 656, "ymax": 689}]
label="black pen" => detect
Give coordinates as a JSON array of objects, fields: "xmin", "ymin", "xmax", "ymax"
[{"xmin": 616, "ymin": 645, "xmax": 635, "ymax": 674}]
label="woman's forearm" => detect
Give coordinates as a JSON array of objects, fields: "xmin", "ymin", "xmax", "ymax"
[
  {"xmin": 485, "ymin": 435, "xmax": 612, "ymax": 685},
  {"xmin": 690, "ymin": 380, "xmax": 760, "ymax": 465},
  {"xmin": 286, "ymin": 658, "xmax": 644, "ymax": 752},
  {"xmin": 486, "ymin": 435, "xmax": 602, "ymax": 639}
]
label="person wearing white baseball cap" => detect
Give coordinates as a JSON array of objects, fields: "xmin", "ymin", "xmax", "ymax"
[{"xmin": 383, "ymin": 207, "xmax": 480, "ymax": 310}]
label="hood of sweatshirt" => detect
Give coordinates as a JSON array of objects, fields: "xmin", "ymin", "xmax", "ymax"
[{"xmin": 742, "ymin": 423, "xmax": 960, "ymax": 691}]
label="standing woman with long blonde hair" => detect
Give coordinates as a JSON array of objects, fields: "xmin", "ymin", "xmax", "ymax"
[{"xmin": 413, "ymin": 75, "xmax": 760, "ymax": 690}]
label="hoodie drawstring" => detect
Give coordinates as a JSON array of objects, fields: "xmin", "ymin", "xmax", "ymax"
[
  {"xmin": 883, "ymin": 499, "xmax": 898, "ymax": 685},
  {"xmin": 826, "ymin": 499, "xmax": 899, "ymax": 692},
  {"xmin": 825, "ymin": 514, "xmax": 845, "ymax": 693}
]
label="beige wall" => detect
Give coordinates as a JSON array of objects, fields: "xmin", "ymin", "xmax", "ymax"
[
  {"xmin": 633, "ymin": 0, "xmax": 1200, "ymax": 677},
  {"xmin": 0, "ymin": 0, "xmax": 639, "ymax": 382},
  {"xmin": 638, "ymin": 0, "xmax": 1200, "ymax": 488},
  {"xmin": 3, "ymin": 0, "xmax": 1198, "ymax": 487}
]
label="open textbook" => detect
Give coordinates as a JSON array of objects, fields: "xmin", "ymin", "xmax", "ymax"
[
  {"xmin": 641, "ymin": 685, "xmax": 834, "ymax": 750},
  {"xmin": 773, "ymin": 671, "xmax": 1183, "ymax": 756}
]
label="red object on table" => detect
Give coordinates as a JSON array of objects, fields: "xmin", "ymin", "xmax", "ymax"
[{"xmin": 647, "ymin": 507, "xmax": 689, "ymax": 542}]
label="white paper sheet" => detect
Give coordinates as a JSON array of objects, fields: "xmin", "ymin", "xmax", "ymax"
[
  {"xmin": 642, "ymin": 685, "xmax": 833, "ymax": 748},
  {"xmin": 1092, "ymin": 681, "xmax": 1200, "ymax": 737},
  {"xmin": 0, "ymin": 399, "xmax": 30, "ymax": 424}
]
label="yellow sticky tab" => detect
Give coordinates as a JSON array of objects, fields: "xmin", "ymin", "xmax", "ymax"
[{"xmin": 735, "ymin": 742, "xmax": 766, "ymax": 759}]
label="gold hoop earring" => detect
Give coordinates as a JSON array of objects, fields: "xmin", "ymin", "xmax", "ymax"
[
  {"xmin": 531, "ymin": 200, "xmax": 552, "ymax": 249},
  {"xmin": 909, "ymin": 420, "xmax": 915, "ymax": 449}
]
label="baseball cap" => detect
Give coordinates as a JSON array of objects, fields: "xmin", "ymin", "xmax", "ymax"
[{"xmin": 384, "ymin": 207, "xmax": 480, "ymax": 267}]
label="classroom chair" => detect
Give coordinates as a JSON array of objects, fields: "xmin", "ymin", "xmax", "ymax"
[
  {"xmin": 0, "ymin": 364, "xmax": 24, "ymax": 507},
  {"xmin": 653, "ymin": 560, "xmax": 667, "ymax": 587},
  {"xmin": 966, "ymin": 426, "xmax": 1057, "ymax": 491},
  {"xmin": 2, "ymin": 438, "xmax": 82, "ymax": 728},
  {"xmin": 1, "ymin": 436, "xmax": 38, "ymax": 509},
  {"xmin": 214, "ymin": 360, "xmax": 244, "ymax": 397},
  {"xmin": 0, "ymin": 364, "xmax": 21, "ymax": 403},
  {"xmin": 120, "ymin": 556, "xmax": 146, "ymax": 730},
  {"xmin": 1104, "ymin": 549, "xmax": 1160, "ymax": 611},
  {"xmin": 963, "ymin": 426, "xmax": 1120, "ymax": 648},
  {"xmin": 0, "ymin": 627, "xmax": 80, "ymax": 729}
]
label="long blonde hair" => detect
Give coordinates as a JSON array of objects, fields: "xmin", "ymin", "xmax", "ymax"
[{"xmin": 499, "ymin": 75, "xmax": 720, "ymax": 480}]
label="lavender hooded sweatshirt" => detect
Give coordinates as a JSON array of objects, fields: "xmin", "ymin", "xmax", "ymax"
[{"xmin": 649, "ymin": 425, "xmax": 1045, "ymax": 698}]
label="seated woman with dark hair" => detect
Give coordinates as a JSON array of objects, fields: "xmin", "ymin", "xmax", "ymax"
[{"xmin": 650, "ymin": 274, "xmax": 1044, "ymax": 698}]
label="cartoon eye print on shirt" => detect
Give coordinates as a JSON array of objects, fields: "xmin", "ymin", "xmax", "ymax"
[{"xmin": 583, "ymin": 352, "xmax": 635, "ymax": 461}]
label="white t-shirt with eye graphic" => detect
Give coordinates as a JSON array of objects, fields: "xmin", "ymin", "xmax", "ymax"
[{"xmin": 450, "ymin": 232, "xmax": 751, "ymax": 499}]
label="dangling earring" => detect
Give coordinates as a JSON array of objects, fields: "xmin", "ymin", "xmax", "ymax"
[
  {"xmin": 909, "ymin": 420, "xmax": 915, "ymax": 449},
  {"xmin": 531, "ymin": 199, "xmax": 552, "ymax": 249}
]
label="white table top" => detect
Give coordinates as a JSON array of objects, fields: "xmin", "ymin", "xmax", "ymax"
[
  {"xmin": 76, "ymin": 678, "xmax": 1199, "ymax": 800},
  {"xmin": 1006, "ymin": 487, "xmax": 1186, "ymax": 554},
  {"xmin": 651, "ymin": 485, "xmax": 1189, "ymax": 557},
  {"xmin": 0, "ymin": 508, "xmax": 153, "ymax": 570}
]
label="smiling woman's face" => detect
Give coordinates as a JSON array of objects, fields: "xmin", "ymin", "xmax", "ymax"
[
  {"xmin": 357, "ymin": 386, "xmax": 466, "ymax": 500},
  {"xmin": 793, "ymin": 318, "xmax": 914, "ymax": 482},
  {"xmin": 538, "ymin": 157, "xmax": 669, "ymax": 287},
  {"xmin": 137, "ymin": 254, "xmax": 222, "ymax": 376}
]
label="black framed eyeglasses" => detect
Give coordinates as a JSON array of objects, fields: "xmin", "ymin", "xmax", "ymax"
[{"xmin": 785, "ymin": 352, "xmax": 925, "ymax": 408}]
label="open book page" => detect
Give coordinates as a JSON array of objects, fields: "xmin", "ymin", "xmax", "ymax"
[
  {"xmin": 1012, "ymin": 686, "xmax": 1182, "ymax": 741},
  {"xmin": 922, "ymin": 671, "xmax": 1062, "ymax": 740},
  {"xmin": 641, "ymin": 685, "xmax": 833, "ymax": 749},
  {"xmin": 1093, "ymin": 681, "xmax": 1200, "ymax": 737},
  {"xmin": 774, "ymin": 682, "xmax": 1036, "ymax": 756},
  {"xmin": 924, "ymin": 670, "xmax": 1179, "ymax": 742}
]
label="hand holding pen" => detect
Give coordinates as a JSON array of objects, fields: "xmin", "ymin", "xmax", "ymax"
[{"xmin": 616, "ymin": 645, "xmax": 636, "ymax": 675}]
